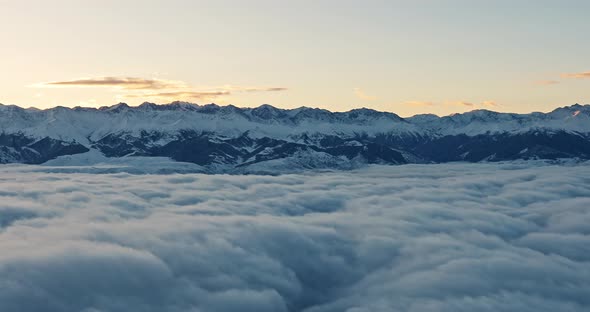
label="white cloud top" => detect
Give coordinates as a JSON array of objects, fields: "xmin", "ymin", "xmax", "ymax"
[{"xmin": 0, "ymin": 162, "xmax": 589, "ymax": 311}]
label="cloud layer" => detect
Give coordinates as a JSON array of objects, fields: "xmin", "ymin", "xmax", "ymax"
[{"xmin": 1, "ymin": 163, "xmax": 590, "ymax": 311}]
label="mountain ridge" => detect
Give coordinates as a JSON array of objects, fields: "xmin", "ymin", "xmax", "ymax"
[
  {"xmin": 1, "ymin": 102, "xmax": 589, "ymax": 172},
  {"xmin": 2, "ymin": 100, "xmax": 586, "ymax": 115}
]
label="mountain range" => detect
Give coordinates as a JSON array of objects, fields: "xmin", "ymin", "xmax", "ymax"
[{"xmin": 1, "ymin": 102, "xmax": 589, "ymax": 173}]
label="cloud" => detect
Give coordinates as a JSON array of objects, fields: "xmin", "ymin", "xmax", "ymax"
[
  {"xmin": 40, "ymin": 77, "xmax": 187, "ymax": 90},
  {"xmin": 225, "ymin": 86, "xmax": 289, "ymax": 92},
  {"xmin": 403, "ymin": 100, "xmax": 499, "ymax": 111},
  {"xmin": 35, "ymin": 76, "xmax": 288, "ymax": 103},
  {"xmin": 404, "ymin": 101, "xmax": 434, "ymax": 107},
  {"xmin": 534, "ymin": 80, "xmax": 560, "ymax": 86},
  {"xmin": 124, "ymin": 91, "xmax": 231, "ymax": 100},
  {"xmin": 0, "ymin": 162, "xmax": 589, "ymax": 311},
  {"xmin": 411, "ymin": 100, "xmax": 499, "ymax": 109},
  {"xmin": 534, "ymin": 71, "xmax": 590, "ymax": 86},
  {"xmin": 561, "ymin": 71, "xmax": 590, "ymax": 79},
  {"xmin": 353, "ymin": 88, "xmax": 377, "ymax": 101},
  {"xmin": 261, "ymin": 87, "xmax": 288, "ymax": 92},
  {"xmin": 127, "ymin": 87, "xmax": 287, "ymax": 101},
  {"xmin": 445, "ymin": 100, "xmax": 475, "ymax": 107}
]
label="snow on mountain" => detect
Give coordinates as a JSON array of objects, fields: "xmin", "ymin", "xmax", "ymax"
[
  {"xmin": 408, "ymin": 105, "xmax": 590, "ymax": 136},
  {"xmin": 2, "ymin": 102, "xmax": 589, "ymax": 142},
  {"xmin": 0, "ymin": 102, "xmax": 419, "ymax": 143},
  {"xmin": 1, "ymin": 102, "xmax": 590, "ymax": 170}
]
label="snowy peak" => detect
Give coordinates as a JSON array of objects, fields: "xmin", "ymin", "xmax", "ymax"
[
  {"xmin": 249, "ymin": 104, "xmax": 286, "ymax": 120},
  {"xmin": 549, "ymin": 103, "xmax": 590, "ymax": 118},
  {"xmin": 342, "ymin": 107, "xmax": 404, "ymax": 122},
  {"xmin": 2, "ymin": 101, "xmax": 589, "ymax": 128},
  {"xmin": 99, "ymin": 102, "xmax": 130, "ymax": 112},
  {"xmin": 1, "ymin": 102, "xmax": 590, "ymax": 170},
  {"xmin": 2, "ymin": 101, "xmax": 590, "ymax": 140}
]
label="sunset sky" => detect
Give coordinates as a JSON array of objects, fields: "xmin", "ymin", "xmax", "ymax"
[{"xmin": 1, "ymin": 0, "xmax": 590, "ymax": 117}]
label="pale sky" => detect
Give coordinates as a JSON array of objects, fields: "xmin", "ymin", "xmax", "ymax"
[{"xmin": 1, "ymin": 0, "xmax": 589, "ymax": 117}]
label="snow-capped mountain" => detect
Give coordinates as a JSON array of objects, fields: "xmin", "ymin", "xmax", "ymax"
[{"xmin": 1, "ymin": 102, "xmax": 589, "ymax": 172}]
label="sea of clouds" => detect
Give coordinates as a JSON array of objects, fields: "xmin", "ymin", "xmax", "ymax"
[{"xmin": 0, "ymin": 162, "xmax": 589, "ymax": 311}]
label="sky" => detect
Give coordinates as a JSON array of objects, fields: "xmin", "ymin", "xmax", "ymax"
[{"xmin": 1, "ymin": 0, "xmax": 590, "ymax": 117}]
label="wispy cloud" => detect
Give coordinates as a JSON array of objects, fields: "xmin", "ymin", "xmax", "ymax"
[
  {"xmin": 124, "ymin": 91, "xmax": 230, "ymax": 100},
  {"xmin": 354, "ymin": 88, "xmax": 377, "ymax": 101},
  {"xmin": 405, "ymin": 100, "xmax": 500, "ymax": 110},
  {"xmin": 34, "ymin": 76, "xmax": 288, "ymax": 103},
  {"xmin": 445, "ymin": 101, "xmax": 474, "ymax": 107},
  {"xmin": 534, "ymin": 70, "xmax": 590, "ymax": 86},
  {"xmin": 225, "ymin": 86, "xmax": 288, "ymax": 92},
  {"xmin": 40, "ymin": 77, "xmax": 187, "ymax": 90},
  {"xmin": 561, "ymin": 71, "xmax": 590, "ymax": 79}
]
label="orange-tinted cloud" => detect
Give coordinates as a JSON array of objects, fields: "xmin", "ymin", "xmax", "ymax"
[
  {"xmin": 408, "ymin": 100, "xmax": 499, "ymax": 110},
  {"xmin": 561, "ymin": 71, "xmax": 590, "ymax": 79},
  {"xmin": 445, "ymin": 101, "xmax": 474, "ymax": 107},
  {"xmin": 225, "ymin": 86, "xmax": 288, "ymax": 92},
  {"xmin": 124, "ymin": 91, "xmax": 230, "ymax": 100}
]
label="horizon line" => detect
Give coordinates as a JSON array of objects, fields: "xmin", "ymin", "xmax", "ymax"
[{"xmin": 0, "ymin": 100, "xmax": 587, "ymax": 119}]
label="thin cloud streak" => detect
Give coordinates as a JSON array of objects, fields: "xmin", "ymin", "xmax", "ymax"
[
  {"xmin": 41, "ymin": 77, "xmax": 187, "ymax": 90},
  {"xmin": 35, "ymin": 76, "xmax": 288, "ymax": 103},
  {"xmin": 225, "ymin": 86, "xmax": 288, "ymax": 92},
  {"xmin": 534, "ymin": 80, "xmax": 560, "ymax": 86},
  {"xmin": 124, "ymin": 91, "xmax": 230, "ymax": 100},
  {"xmin": 534, "ymin": 71, "xmax": 590, "ymax": 86},
  {"xmin": 445, "ymin": 101, "xmax": 474, "ymax": 107},
  {"xmin": 404, "ymin": 100, "xmax": 500, "ymax": 110},
  {"xmin": 561, "ymin": 71, "xmax": 590, "ymax": 79}
]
